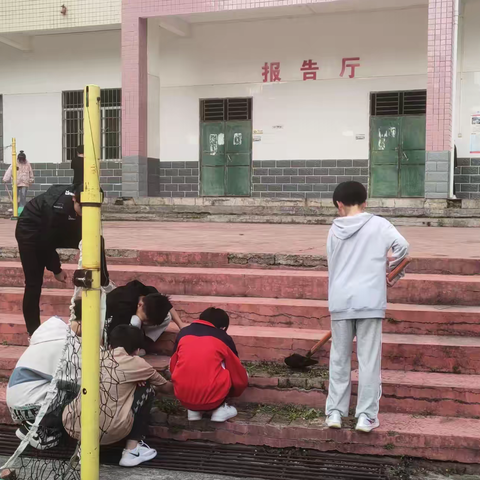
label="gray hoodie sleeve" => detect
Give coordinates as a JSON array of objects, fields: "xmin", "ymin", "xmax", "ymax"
[{"xmin": 384, "ymin": 222, "xmax": 410, "ymax": 270}]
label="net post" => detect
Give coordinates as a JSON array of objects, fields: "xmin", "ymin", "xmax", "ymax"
[
  {"xmin": 81, "ymin": 85, "xmax": 102, "ymax": 480},
  {"xmin": 11, "ymin": 138, "xmax": 17, "ymax": 219}
]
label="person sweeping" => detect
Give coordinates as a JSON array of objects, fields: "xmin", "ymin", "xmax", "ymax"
[{"xmin": 325, "ymin": 181, "xmax": 409, "ymax": 433}]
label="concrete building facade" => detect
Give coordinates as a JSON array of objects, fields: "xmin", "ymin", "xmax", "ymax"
[{"xmin": 1, "ymin": 0, "xmax": 479, "ymax": 200}]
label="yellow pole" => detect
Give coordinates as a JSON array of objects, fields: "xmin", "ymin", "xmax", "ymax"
[
  {"xmin": 81, "ymin": 85, "xmax": 102, "ymax": 480},
  {"xmin": 11, "ymin": 139, "xmax": 18, "ymax": 218}
]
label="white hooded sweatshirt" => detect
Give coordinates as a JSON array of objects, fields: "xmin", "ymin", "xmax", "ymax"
[
  {"xmin": 7, "ymin": 316, "xmax": 69, "ymax": 412},
  {"xmin": 327, "ymin": 213, "xmax": 409, "ymax": 321}
]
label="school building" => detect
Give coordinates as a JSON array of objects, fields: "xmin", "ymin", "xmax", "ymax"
[{"xmin": 0, "ymin": 0, "xmax": 479, "ymax": 201}]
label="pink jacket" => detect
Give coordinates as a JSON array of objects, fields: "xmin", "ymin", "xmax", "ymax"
[{"xmin": 3, "ymin": 161, "xmax": 34, "ymax": 187}]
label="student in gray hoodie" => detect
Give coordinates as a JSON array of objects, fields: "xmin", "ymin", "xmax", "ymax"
[{"xmin": 325, "ymin": 181, "xmax": 409, "ymax": 433}]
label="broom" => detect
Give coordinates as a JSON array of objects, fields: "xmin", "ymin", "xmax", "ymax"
[{"xmin": 284, "ymin": 256, "xmax": 412, "ymax": 368}]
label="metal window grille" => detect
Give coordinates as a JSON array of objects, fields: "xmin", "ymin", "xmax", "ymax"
[
  {"xmin": 62, "ymin": 89, "xmax": 122, "ymax": 162},
  {"xmin": 370, "ymin": 90, "xmax": 427, "ymax": 116},
  {"xmin": 201, "ymin": 98, "xmax": 252, "ymax": 122}
]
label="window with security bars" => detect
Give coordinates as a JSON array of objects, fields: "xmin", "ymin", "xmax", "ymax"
[
  {"xmin": 62, "ymin": 89, "xmax": 122, "ymax": 162},
  {"xmin": 370, "ymin": 90, "xmax": 427, "ymax": 116},
  {"xmin": 201, "ymin": 98, "xmax": 252, "ymax": 122}
]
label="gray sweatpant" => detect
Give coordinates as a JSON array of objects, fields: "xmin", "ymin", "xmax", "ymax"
[{"xmin": 326, "ymin": 318, "xmax": 382, "ymax": 420}]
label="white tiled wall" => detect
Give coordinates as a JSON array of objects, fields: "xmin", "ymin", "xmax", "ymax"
[{"xmin": 0, "ymin": 0, "xmax": 120, "ymax": 33}]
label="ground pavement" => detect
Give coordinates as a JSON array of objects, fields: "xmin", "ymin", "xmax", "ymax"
[{"xmin": 0, "ymin": 220, "xmax": 478, "ymax": 258}]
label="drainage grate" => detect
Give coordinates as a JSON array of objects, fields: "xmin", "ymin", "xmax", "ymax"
[{"xmin": 0, "ymin": 428, "xmax": 389, "ymax": 480}]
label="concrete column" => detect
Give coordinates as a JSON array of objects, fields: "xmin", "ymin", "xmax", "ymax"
[
  {"xmin": 425, "ymin": 0, "xmax": 456, "ymax": 198},
  {"xmin": 121, "ymin": 15, "xmax": 148, "ymax": 197}
]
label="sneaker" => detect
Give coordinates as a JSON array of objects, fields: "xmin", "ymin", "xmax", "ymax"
[
  {"xmin": 210, "ymin": 404, "xmax": 237, "ymax": 422},
  {"xmin": 326, "ymin": 411, "xmax": 342, "ymax": 429},
  {"xmin": 119, "ymin": 440, "xmax": 157, "ymax": 467},
  {"xmin": 137, "ymin": 349, "xmax": 147, "ymax": 357},
  {"xmin": 355, "ymin": 413, "xmax": 380, "ymax": 433},
  {"xmin": 188, "ymin": 410, "xmax": 202, "ymax": 421},
  {"xmin": 16, "ymin": 422, "xmax": 62, "ymax": 450}
]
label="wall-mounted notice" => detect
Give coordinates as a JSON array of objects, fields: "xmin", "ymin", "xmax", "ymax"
[{"xmin": 470, "ymin": 114, "xmax": 480, "ymax": 154}]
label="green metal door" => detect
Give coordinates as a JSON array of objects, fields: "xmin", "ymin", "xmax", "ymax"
[
  {"xmin": 400, "ymin": 116, "xmax": 426, "ymax": 197},
  {"xmin": 370, "ymin": 116, "xmax": 425, "ymax": 197},
  {"xmin": 201, "ymin": 120, "xmax": 252, "ymax": 196},
  {"xmin": 225, "ymin": 121, "xmax": 251, "ymax": 196},
  {"xmin": 201, "ymin": 122, "xmax": 226, "ymax": 196}
]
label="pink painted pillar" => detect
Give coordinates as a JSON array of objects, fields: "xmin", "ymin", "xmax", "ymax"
[
  {"xmin": 425, "ymin": 0, "xmax": 455, "ymax": 198},
  {"xmin": 121, "ymin": 14, "xmax": 148, "ymax": 197}
]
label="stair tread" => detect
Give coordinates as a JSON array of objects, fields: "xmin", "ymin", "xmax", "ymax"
[
  {"xmin": 1, "ymin": 261, "xmax": 480, "ymax": 281},
  {"xmin": 2, "ymin": 287, "xmax": 480, "ymax": 313},
  {"xmin": 0, "ymin": 338, "xmax": 479, "ymax": 389},
  {"xmin": 1, "ymin": 313, "xmax": 480, "ymax": 347}
]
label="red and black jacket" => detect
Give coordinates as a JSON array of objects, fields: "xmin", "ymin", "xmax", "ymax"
[{"xmin": 170, "ymin": 320, "xmax": 248, "ymax": 411}]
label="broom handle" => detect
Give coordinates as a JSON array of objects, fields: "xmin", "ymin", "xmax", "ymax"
[
  {"xmin": 387, "ymin": 256, "xmax": 412, "ymax": 282},
  {"xmin": 309, "ymin": 331, "xmax": 332, "ymax": 355}
]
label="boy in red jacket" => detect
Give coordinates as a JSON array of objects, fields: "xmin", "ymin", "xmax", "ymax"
[{"xmin": 170, "ymin": 307, "xmax": 248, "ymax": 422}]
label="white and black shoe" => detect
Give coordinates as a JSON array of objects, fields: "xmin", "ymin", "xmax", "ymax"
[
  {"xmin": 355, "ymin": 413, "xmax": 380, "ymax": 433},
  {"xmin": 210, "ymin": 404, "xmax": 237, "ymax": 422},
  {"xmin": 119, "ymin": 441, "xmax": 157, "ymax": 467},
  {"xmin": 16, "ymin": 422, "xmax": 62, "ymax": 450}
]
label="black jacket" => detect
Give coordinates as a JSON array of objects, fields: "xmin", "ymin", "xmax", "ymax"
[
  {"xmin": 106, "ymin": 280, "xmax": 162, "ymax": 337},
  {"xmin": 71, "ymin": 156, "xmax": 84, "ymax": 186},
  {"xmin": 15, "ymin": 185, "xmax": 109, "ymax": 284}
]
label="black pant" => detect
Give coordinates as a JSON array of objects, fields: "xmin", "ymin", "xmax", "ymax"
[
  {"xmin": 129, "ymin": 384, "xmax": 155, "ymax": 441},
  {"xmin": 18, "ymin": 244, "xmax": 46, "ymax": 336},
  {"xmin": 18, "ymin": 240, "xmax": 110, "ymax": 336}
]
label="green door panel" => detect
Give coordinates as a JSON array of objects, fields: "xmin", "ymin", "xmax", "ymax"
[
  {"xmin": 370, "ymin": 165, "xmax": 399, "ymax": 198},
  {"xmin": 371, "ymin": 151, "xmax": 397, "ymax": 166},
  {"xmin": 201, "ymin": 123, "xmax": 225, "ymax": 156},
  {"xmin": 370, "ymin": 117, "xmax": 401, "ymax": 152},
  {"xmin": 400, "ymin": 164, "xmax": 425, "ymax": 197},
  {"xmin": 369, "ymin": 114, "xmax": 426, "ymax": 198},
  {"xmin": 400, "ymin": 150, "xmax": 425, "ymax": 165},
  {"xmin": 226, "ymin": 122, "xmax": 252, "ymax": 154},
  {"xmin": 401, "ymin": 116, "xmax": 426, "ymax": 151},
  {"xmin": 227, "ymin": 153, "xmax": 250, "ymax": 166},
  {"xmin": 200, "ymin": 116, "xmax": 252, "ymax": 197},
  {"xmin": 201, "ymin": 166, "xmax": 225, "ymax": 196},
  {"xmin": 226, "ymin": 166, "xmax": 251, "ymax": 196}
]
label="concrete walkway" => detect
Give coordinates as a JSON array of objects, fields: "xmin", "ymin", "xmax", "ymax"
[{"xmin": 0, "ymin": 220, "xmax": 478, "ymax": 258}]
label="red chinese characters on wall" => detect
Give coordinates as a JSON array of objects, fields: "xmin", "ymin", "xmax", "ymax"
[
  {"xmin": 300, "ymin": 59, "xmax": 319, "ymax": 81},
  {"xmin": 261, "ymin": 57, "xmax": 361, "ymax": 82},
  {"xmin": 262, "ymin": 62, "xmax": 282, "ymax": 82},
  {"xmin": 340, "ymin": 57, "xmax": 361, "ymax": 78}
]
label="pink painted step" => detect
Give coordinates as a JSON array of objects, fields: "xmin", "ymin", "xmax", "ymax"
[
  {"xmin": 1, "ymin": 263, "xmax": 480, "ymax": 305},
  {"xmin": 2, "ymin": 315, "xmax": 480, "ymax": 374},
  {"xmin": 241, "ymin": 369, "xmax": 480, "ymax": 418},
  {"xmin": 2, "ymin": 288, "xmax": 480, "ymax": 337},
  {"xmin": 150, "ymin": 410, "xmax": 480, "ymax": 464},
  {"xmin": 2, "ymin": 248, "xmax": 480, "ymax": 276},
  {"xmin": 0, "ymin": 344, "xmax": 478, "ymax": 419}
]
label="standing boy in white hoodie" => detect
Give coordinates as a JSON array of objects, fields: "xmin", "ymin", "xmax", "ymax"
[{"xmin": 325, "ymin": 181, "xmax": 409, "ymax": 433}]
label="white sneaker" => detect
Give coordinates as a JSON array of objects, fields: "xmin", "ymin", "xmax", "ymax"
[
  {"xmin": 188, "ymin": 410, "xmax": 202, "ymax": 421},
  {"xmin": 326, "ymin": 411, "xmax": 342, "ymax": 429},
  {"xmin": 119, "ymin": 440, "xmax": 157, "ymax": 467},
  {"xmin": 355, "ymin": 413, "xmax": 380, "ymax": 433},
  {"xmin": 210, "ymin": 404, "xmax": 237, "ymax": 422}
]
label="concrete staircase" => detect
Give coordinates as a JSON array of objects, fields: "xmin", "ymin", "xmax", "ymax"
[{"xmin": 0, "ymin": 250, "xmax": 479, "ymax": 463}]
